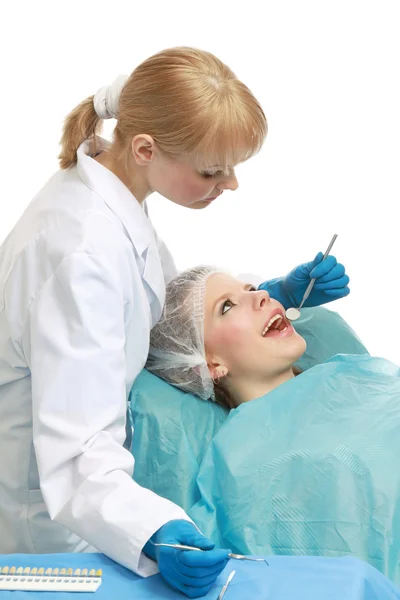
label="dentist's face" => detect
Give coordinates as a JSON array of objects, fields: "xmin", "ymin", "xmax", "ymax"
[{"xmin": 147, "ymin": 152, "xmax": 240, "ymax": 209}]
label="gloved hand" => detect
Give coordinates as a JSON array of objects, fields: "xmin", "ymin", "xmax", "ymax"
[
  {"xmin": 143, "ymin": 520, "xmax": 230, "ymax": 598},
  {"xmin": 259, "ymin": 253, "xmax": 350, "ymax": 310}
]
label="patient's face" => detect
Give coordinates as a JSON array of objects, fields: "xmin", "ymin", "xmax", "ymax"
[{"xmin": 204, "ymin": 273, "xmax": 306, "ymax": 380}]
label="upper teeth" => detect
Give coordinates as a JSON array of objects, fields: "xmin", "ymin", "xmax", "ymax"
[{"xmin": 262, "ymin": 314, "xmax": 284, "ymax": 336}]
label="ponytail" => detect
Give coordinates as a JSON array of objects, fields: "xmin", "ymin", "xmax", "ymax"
[
  {"xmin": 58, "ymin": 96, "xmax": 103, "ymax": 169},
  {"xmin": 58, "ymin": 46, "xmax": 267, "ymax": 172}
]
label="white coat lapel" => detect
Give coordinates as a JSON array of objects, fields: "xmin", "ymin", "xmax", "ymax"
[
  {"xmin": 76, "ymin": 140, "xmax": 166, "ymax": 322},
  {"xmin": 140, "ymin": 243, "xmax": 165, "ymax": 326}
]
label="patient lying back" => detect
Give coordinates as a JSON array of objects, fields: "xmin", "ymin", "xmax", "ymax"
[
  {"xmin": 147, "ymin": 266, "xmax": 400, "ymax": 584},
  {"xmin": 147, "ymin": 265, "xmax": 307, "ymax": 407}
]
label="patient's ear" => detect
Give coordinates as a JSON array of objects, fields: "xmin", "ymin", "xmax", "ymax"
[{"xmin": 208, "ymin": 363, "xmax": 229, "ymax": 382}]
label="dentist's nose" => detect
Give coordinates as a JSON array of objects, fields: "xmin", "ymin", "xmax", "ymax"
[{"xmin": 216, "ymin": 171, "xmax": 239, "ymax": 192}]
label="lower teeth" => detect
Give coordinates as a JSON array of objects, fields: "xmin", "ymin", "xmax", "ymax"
[{"xmin": 262, "ymin": 325, "xmax": 289, "ymax": 336}]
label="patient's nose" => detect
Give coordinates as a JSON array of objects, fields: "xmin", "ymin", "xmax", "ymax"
[{"xmin": 252, "ymin": 290, "xmax": 270, "ymax": 310}]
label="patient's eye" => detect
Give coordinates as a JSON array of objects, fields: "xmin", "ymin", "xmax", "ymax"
[
  {"xmin": 222, "ymin": 300, "xmax": 234, "ymax": 315},
  {"xmin": 221, "ymin": 287, "xmax": 256, "ymax": 315}
]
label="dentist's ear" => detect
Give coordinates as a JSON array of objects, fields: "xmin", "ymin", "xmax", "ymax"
[{"xmin": 131, "ymin": 134, "xmax": 156, "ymax": 165}]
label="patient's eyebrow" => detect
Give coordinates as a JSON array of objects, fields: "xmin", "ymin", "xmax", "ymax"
[{"xmin": 213, "ymin": 283, "xmax": 254, "ymax": 313}]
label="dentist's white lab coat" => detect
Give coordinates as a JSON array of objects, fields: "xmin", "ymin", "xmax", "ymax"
[{"xmin": 0, "ymin": 138, "xmax": 191, "ymax": 577}]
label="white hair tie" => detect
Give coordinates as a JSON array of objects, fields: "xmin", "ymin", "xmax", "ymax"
[{"xmin": 93, "ymin": 74, "xmax": 129, "ymax": 120}]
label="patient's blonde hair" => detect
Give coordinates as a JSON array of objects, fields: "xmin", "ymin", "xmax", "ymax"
[{"xmin": 59, "ymin": 46, "xmax": 267, "ymax": 170}]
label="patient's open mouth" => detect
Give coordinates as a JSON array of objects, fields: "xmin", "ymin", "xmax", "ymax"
[{"xmin": 262, "ymin": 311, "xmax": 291, "ymax": 337}]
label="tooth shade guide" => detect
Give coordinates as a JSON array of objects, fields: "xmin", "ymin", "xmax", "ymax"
[{"xmin": 0, "ymin": 565, "xmax": 102, "ymax": 592}]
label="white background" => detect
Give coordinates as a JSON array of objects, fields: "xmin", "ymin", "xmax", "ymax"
[{"xmin": 1, "ymin": 1, "xmax": 399, "ymax": 363}]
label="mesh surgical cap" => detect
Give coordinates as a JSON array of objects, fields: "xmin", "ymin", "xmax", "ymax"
[{"xmin": 146, "ymin": 265, "xmax": 221, "ymax": 401}]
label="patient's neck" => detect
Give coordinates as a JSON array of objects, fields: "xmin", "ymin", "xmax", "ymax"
[{"xmin": 230, "ymin": 368, "xmax": 296, "ymax": 407}]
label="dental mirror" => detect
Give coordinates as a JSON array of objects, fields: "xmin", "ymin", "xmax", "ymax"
[{"xmin": 286, "ymin": 234, "xmax": 338, "ymax": 322}]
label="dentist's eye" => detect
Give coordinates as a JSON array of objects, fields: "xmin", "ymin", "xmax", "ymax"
[
  {"xmin": 222, "ymin": 300, "xmax": 235, "ymax": 315},
  {"xmin": 200, "ymin": 170, "xmax": 223, "ymax": 179}
]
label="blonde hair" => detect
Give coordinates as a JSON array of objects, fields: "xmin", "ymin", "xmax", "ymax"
[{"xmin": 59, "ymin": 46, "xmax": 267, "ymax": 170}]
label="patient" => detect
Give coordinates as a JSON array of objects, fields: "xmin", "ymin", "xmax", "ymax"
[
  {"xmin": 147, "ymin": 266, "xmax": 400, "ymax": 584},
  {"xmin": 147, "ymin": 265, "xmax": 307, "ymax": 408}
]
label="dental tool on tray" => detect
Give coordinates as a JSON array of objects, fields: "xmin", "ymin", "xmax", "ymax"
[
  {"xmin": 0, "ymin": 565, "xmax": 102, "ymax": 592},
  {"xmin": 286, "ymin": 233, "xmax": 338, "ymax": 321},
  {"xmin": 151, "ymin": 542, "xmax": 269, "ymax": 565},
  {"xmin": 217, "ymin": 570, "xmax": 236, "ymax": 600}
]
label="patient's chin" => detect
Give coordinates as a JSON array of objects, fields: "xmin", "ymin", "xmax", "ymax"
[{"xmin": 289, "ymin": 333, "xmax": 307, "ymax": 361}]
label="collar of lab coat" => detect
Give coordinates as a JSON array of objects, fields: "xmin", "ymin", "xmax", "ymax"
[
  {"xmin": 76, "ymin": 138, "xmax": 165, "ymax": 314},
  {"xmin": 76, "ymin": 138, "xmax": 156, "ymax": 257}
]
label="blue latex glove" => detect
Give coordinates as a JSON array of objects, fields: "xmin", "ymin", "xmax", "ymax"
[
  {"xmin": 259, "ymin": 253, "xmax": 350, "ymax": 310},
  {"xmin": 143, "ymin": 520, "xmax": 230, "ymax": 598}
]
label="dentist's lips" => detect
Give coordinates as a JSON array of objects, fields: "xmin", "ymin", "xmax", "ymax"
[{"xmin": 204, "ymin": 192, "xmax": 222, "ymax": 202}]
